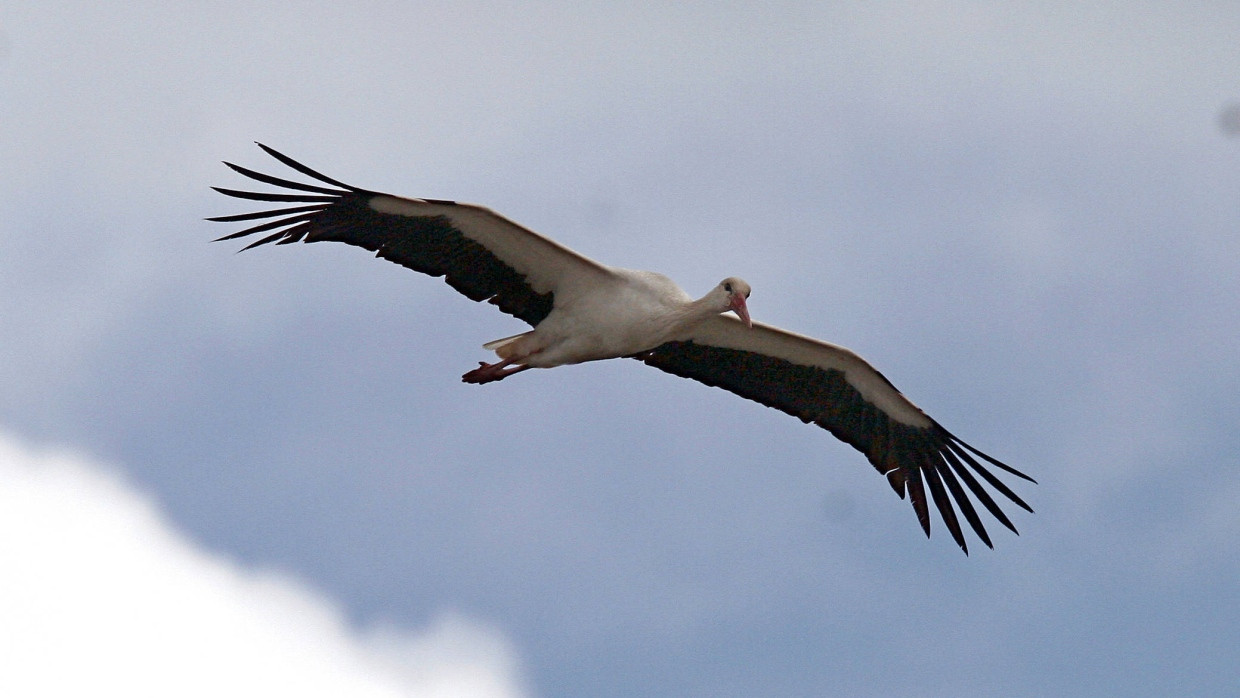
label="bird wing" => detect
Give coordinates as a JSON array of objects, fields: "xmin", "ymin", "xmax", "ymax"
[
  {"xmin": 638, "ymin": 315, "xmax": 1035, "ymax": 554},
  {"xmin": 209, "ymin": 144, "xmax": 614, "ymax": 326}
]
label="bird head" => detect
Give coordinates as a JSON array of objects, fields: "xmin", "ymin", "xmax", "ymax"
[{"xmin": 719, "ymin": 277, "xmax": 752, "ymax": 327}]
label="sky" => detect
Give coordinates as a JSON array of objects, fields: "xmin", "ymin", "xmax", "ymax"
[{"xmin": 2, "ymin": 3, "xmax": 1238, "ymax": 696}]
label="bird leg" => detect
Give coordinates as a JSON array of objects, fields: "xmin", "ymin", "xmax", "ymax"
[{"xmin": 461, "ymin": 357, "xmax": 531, "ymax": 384}]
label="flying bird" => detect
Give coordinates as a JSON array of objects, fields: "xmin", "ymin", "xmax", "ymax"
[{"xmin": 210, "ymin": 143, "xmax": 1034, "ymax": 554}]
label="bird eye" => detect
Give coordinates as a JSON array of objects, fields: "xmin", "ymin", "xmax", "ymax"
[{"xmin": 724, "ymin": 282, "xmax": 733, "ymax": 293}]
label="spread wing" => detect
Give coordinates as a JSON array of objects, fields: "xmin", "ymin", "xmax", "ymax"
[
  {"xmin": 641, "ymin": 315, "xmax": 1035, "ymax": 554},
  {"xmin": 209, "ymin": 143, "xmax": 614, "ymax": 326}
]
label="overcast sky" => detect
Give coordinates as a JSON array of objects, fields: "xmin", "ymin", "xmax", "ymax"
[{"xmin": 3, "ymin": 3, "xmax": 1239, "ymax": 696}]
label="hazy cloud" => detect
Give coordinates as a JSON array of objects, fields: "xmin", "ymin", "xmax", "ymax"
[{"xmin": 0, "ymin": 432, "xmax": 527, "ymax": 698}]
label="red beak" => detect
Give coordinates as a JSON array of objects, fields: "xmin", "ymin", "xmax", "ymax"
[{"xmin": 730, "ymin": 295, "xmax": 752, "ymax": 328}]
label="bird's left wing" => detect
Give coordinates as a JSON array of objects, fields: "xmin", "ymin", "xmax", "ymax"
[
  {"xmin": 638, "ymin": 315, "xmax": 1035, "ymax": 554},
  {"xmin": 210, "ymin": 144, "xmax": 615, "ymax": 326}
]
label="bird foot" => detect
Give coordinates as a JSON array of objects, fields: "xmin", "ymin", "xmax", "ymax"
[{"xmin": 462, "ymin": 360, "xmax": 529, "ymax": 384}]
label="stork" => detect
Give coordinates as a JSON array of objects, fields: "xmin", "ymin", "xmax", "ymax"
[{"xmin": 210, "ymin": 144, "xmax": 1035, "ymax": 554}]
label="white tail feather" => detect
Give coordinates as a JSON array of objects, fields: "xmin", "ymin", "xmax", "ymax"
[{"xmin": 482, "ymin": 331, "xmax": 532, "ymax": 355}]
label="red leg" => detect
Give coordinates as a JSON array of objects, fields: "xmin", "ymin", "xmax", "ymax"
[{"xmin": 461, "ymin": 357, "xmax": 532, "ymax": 384}]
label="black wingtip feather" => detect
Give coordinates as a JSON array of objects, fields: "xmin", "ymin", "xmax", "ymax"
[
  {"xmin": 935, "ymin": 455, "xmax": 994, "ymax": 549},
  {"xmin": 923, "ymin": 455, "xmax": 968, "ymax": 554},
  {"xmin": 905, "ymin": 467, "xmax": 932, "ymax": 539},
  {"xmin": 947, "ymin": 440, "xmax": 1034, "ymax": 515},
  {"xmin": 206, "ymin": 204, "xmax": 327, "ymax": 224},
  {"xmin": 211, "ymin": 186, "xmax": 338, "ymax": 204},
  {"xmin": 941, "ymin": 446, "xmax": 1020, "ymax": 536},
  {"xmin": 254, "ymin": 142, "xmax": 360, "ymax": 191},
  {"xmin": 237, "ymin": 230, "xmax": 282, "ymax": 250},
  {"xmin": 223, "ymin": 161, "xmax": 349, "ymax": 196},
  {"xmin": 942, "ymin": 428, "xmax": 1038, "ymax": 484},
  {"xmin": 212, "ymin": 212, "xmax": 317, "ymax": 242}
]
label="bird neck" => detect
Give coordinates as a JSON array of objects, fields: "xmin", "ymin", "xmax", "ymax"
[{"xmin": 675, "ymin": 292, "xmax": 728, "ymax": 327}]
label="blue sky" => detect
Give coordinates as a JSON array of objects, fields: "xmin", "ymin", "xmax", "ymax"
[{"xmin": 2, "ymin": 3, "xmax": 1238, "ymax": 696}]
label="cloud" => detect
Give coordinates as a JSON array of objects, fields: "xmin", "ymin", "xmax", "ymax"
[{"xmin": 0, "ymin": 431, "xmax": 528, "ymax": 698}]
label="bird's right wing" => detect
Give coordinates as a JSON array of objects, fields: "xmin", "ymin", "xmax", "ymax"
[{"xmin": 639, "ymin": 315, "xmax": 1034, "ymax": 553}]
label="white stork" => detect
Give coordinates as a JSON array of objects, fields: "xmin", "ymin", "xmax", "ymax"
[{"xmin": 210, "ymin": 143, "xmax": 1034, "ymax": 554}]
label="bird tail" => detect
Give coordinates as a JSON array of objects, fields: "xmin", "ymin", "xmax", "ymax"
[{"xmin": 482, "ymin": 332, "xmax": 532, "ymax": 359}]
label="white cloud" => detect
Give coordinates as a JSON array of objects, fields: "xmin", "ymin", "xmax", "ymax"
[{"xmin": 0, "ymin": 431, "xmax": 528, "ymax": 698}]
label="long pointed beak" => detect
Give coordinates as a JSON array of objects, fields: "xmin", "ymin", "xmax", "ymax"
[{"xmin": 730, "ymin": 295, "xmax": 752, "ymax": 328}]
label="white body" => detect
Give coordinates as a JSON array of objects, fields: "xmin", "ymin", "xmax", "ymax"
[{"xmin": 491, "ymin": 269, "xmax": 696, "ymax": 366}]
